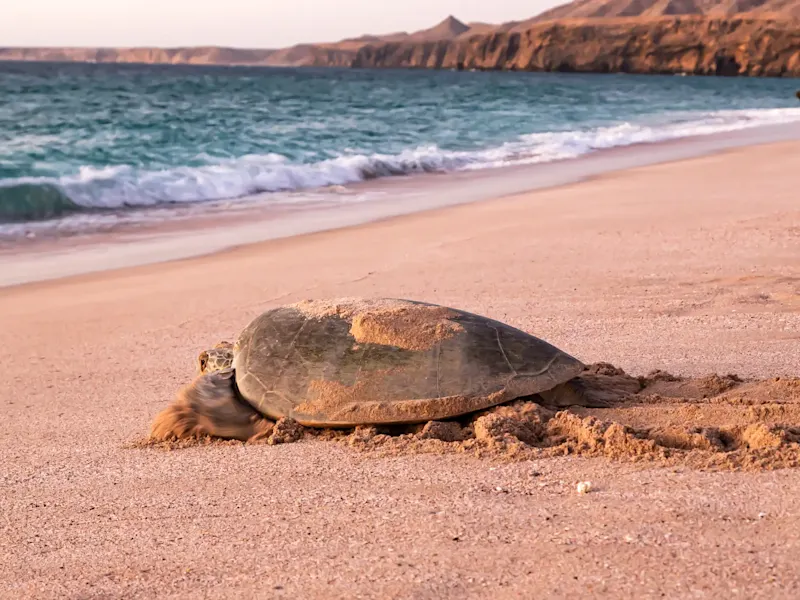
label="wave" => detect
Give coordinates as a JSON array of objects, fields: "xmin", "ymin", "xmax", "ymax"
[
  {"xmin": 3, "ymin": 106, "xmax": 800, "ymax": 225},
  {"xmin": 0, "ymin": 183, "xmax": 83, "ymax": 223}
]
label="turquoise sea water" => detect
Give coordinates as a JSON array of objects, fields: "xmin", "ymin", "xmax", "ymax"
[{"xmin": 1, "ymin": 61, "xmax": 799, "ymax": 229}]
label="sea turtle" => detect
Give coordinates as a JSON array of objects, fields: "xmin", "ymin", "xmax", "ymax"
[{"xmin": 150, "ymin": 298, "xmax": 587, "ymax": 442}]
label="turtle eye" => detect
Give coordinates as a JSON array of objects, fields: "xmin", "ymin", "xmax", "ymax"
[{"xmin": 197, "ymin": 351, "xmax": 209, "ymax": 373}]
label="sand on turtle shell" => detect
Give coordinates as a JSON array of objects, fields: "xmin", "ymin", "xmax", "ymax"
[
  {"xmin": 290, "ymin": 297, "xmax": 421, "ymax": 321},
  {"xmin": 291, "ymin": 297, "xmax": 464, "ymax": 351},
  {"xmin": 141, "ymin": 363, "xmax": 800, "ymax": 471},
  {"xmin": 349, "ymin": 306, "xmax": 463, "ymax": 351}
]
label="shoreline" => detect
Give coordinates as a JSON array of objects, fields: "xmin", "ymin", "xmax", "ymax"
[{"xmin": 2, "ymin": 120, "xmax": 800, "ymax": 288}]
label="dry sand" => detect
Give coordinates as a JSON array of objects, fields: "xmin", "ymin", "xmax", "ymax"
[{"xmin": 1, "ymin": 141, "xmax": 800, "ymax": 598}]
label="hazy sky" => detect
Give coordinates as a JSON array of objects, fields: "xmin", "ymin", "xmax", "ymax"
[{"xmin": 2, "ymin": 0, "xmax": 565, "ymax": 48}]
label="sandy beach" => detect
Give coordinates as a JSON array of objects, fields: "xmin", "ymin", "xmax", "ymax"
[{"xmin": 2, "ymin": 139, "xmax": 800, "ymax": 598}]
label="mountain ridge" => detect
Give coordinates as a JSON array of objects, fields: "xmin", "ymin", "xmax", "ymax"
[
  {"xmin": 1, "ymin": 1, "xmax": 799, "ymax": 75},
  {"xmin": 529, "ymin": 0, "xmax": 800, "ymax": 21}
]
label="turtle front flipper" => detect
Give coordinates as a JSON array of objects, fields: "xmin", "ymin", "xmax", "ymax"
[{"xmin": 150, "ymin": 369, "xmax": 271, "ymax": 442}]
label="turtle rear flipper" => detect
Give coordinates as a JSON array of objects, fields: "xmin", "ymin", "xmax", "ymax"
[
  {"xmin": 539, "ymin": 370, "xmax": 643, "ymax": 408},
  {"xmin": 537, "ymin": 380, "xmax": 610, "ymax": 408}
]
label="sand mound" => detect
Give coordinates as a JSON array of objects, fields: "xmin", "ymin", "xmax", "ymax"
[{"xmin": 140, "ymin": 364, "xmax": 800, "ymax": 471}]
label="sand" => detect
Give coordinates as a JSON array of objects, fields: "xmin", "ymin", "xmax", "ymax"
[
  {"xmin": 4, "ymin": 121, "xmax": 800, "ymax": 288},
  {"xmin": 2, "ymin": 140, "xmax": 800, "ymax": 598},
  {"xmin": 145, "ymin": 364, "xmax": 800, "ymax": 471}
]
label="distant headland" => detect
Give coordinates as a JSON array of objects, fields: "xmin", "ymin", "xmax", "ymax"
[{"xmin": 2, "ymin": 1, "xmax": 800, "ymax": 77}]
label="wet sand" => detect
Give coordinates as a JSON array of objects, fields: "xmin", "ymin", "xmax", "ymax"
[
  {"xmin": 4, "ymin": 120, "xmax": 800, "ymax": 288},
  {"xmin": 2, "ymin": 140, "xmax": 800, "ymax": 598}
]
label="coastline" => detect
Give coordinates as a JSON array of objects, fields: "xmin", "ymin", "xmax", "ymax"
[
  {"xmin": 3, "ymin": 15, "xmax": 800, "ymax": 77},
  {"xmin": 3, "ymin": 120, "xmax": 800, "ymax": 289}
]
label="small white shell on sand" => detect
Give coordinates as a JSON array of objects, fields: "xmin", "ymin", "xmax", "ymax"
[{"xmin": 576, "ymin": 481, "xmax": 593, "ymax": 495}]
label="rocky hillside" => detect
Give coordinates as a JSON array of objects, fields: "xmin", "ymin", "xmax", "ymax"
[
  {"xmin": 0, "ymin": 46, "xmax": 275, "ymax": 66},
  {"xmin": 0, "ymin": 44, "xmax": 358, "ymax": 68},
  {"xmin": 339, "ymin": 16, "xmax": 496, "ymax": 44},
  {"xmin": 0, "ymin": 17, "xmax": 475, "ymax": 68},
  {"xmin": 2, "ymin": 4, "xmax": 800, "ymax": 76},
  {"xmin": 352, "ymin": 17, "xmax": 800, "ymax": 76},
  {"xmin": 529, "ymin": 0, "xmax": 800, "ymax": 21}
]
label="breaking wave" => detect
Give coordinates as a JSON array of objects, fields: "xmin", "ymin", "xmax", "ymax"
[{"xmin": 3, "ymin": 106, "xmax": 800, "ymax": 225}]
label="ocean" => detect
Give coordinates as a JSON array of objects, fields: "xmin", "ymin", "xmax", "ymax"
[{"xmin": 2, "ymin": 61, "xmax": 799, "ymax": 236}]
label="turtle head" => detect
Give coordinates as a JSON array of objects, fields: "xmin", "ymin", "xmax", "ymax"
[{"xmin": 197, "ymin": 341, "xmax": 234, "ymax": 375}]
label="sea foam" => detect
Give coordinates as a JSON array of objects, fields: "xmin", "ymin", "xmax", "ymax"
[{"xmin": 2, "ymin": 106, "xmax": 799, "ymax": 225}]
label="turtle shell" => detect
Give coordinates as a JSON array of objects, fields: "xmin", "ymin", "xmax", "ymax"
[{"xmin": 231, "ymin": 298, "xmax": 584, "ymax": 427}]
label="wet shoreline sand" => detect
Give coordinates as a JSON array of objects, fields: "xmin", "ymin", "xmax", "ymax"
[{"xmin": 3, "ymin": 120, "xmax": 800, "ymax": 288}]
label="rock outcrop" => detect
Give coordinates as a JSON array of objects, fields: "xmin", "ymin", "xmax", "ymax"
[
  {"xmin": 2, "ymin": 4, "xmax": 800, "ymax": 77},
  {"xmin": 352, "ymin": 17, "xmax": 800, "ymax": 77},
  {"xmin": 0, "ymin": 46, "xmax": 273, "ymax": 66},
  {"xmin": 0, "ymin": 45, "xmax": 355, "ymax": 68},
  {"xmin": 529, "ymin": 0, "xmax": 800, "ymax": 21}
]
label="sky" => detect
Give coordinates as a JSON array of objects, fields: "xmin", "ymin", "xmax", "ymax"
[{"xmin": 2, "ymin": 0, "xmax": 565, "ymax": 48}]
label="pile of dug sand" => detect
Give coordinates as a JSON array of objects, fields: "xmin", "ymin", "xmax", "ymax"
[{"xmin": 141, "ymin": 363, "xmax": 800, "ymax": 471}]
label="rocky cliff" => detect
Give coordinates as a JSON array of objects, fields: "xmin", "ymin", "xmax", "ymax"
[
  {"xmin": 0, "ymin": 16, "xmax": 475, "ymax": 68},
  {"xmin": 0, "ymin": 46, "xmax": 274, "ymax": 66},
  {"xmin": 529, "ymin": 0, "xmax": 800, "ymax": 21},
  {"xmin": 352, "ymin": 17, "xmax": 800, "ymax": 76},
  {"xmin": 2, "ymin": 10, "xmax": 800, "ymax": 77},
  {"xmin": 0, "ymin": 45, "xmax": 356, "ymax": 68}
]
